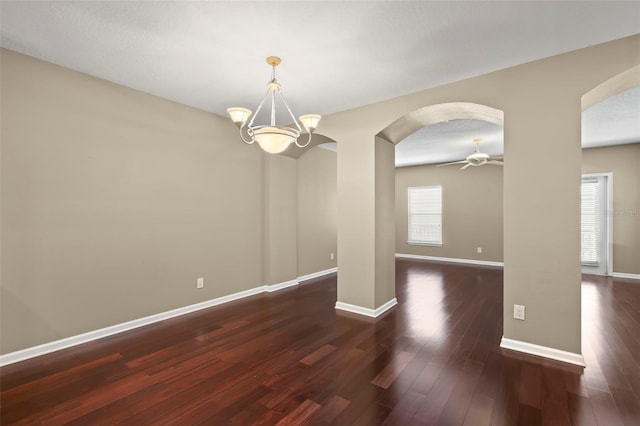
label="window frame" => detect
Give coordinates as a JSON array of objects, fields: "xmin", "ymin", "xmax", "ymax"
[
  {"xmin": 407, "ymin": 185, "xmax": 443, "ymax": 247},
  {"xmin": 581, "ymin": 173, "xmax": 613, "ymax": 275}
]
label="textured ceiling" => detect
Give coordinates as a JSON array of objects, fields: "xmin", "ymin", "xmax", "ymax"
[
  {"xmin": 1, "ymin": 1, "xmax": 639, "ymax": 166},
  {"xmin": 394, "ymin": 86, "xmax": 640, "ymax": 167},
  {"xmin": 582, "ymin": 86, "xmax": 640, "ymax": 148},
  {"xmin": 395, "ymin": 119, "xmax": 504, "ymax": 167}
]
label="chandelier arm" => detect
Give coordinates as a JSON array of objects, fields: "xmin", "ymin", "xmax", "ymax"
[
  {"xmin": 228, "ymin": 56, "xmax": 320, "ymax": 154},
  {"xmin": 270, "ymin": 89, "xmax": 277, "ymax": 126},
  {"xmin": 295, "ymin": 131, "xmax": 312, "ymax": 148},
  {"xmin": 247, "ymin": 90, "xmax": 271, "ymax": 129},
  {"xmin": 238, "ymin": 123, "xmax": 255, "ymax": 145},
  {"xmin": 277, "ymin": 91, "xmax": 304, "ymax": 134}
]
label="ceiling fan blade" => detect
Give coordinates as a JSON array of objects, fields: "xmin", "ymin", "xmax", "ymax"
[
  {"xmin": 437, "ymin": 160, "xmax": 468, "ymax": 167},
  {"xmin": 488, "ymin": 156, "xmax": 503, "ymax": 161},
  {"xmin": 460, "ymin": 163, "xmax": 472, "ymax": 170},
  {"xmin": 488, "ymin": 160, "xmax": 504, "ymax": 166}
]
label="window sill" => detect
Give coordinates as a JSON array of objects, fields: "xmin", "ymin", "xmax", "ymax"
[{"xmin": 407, "ymin": 241, "xmax": 443, "ymax": 247}]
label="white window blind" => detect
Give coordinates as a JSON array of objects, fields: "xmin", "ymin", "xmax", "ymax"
[
  {"xmin": 581, "ymin": 179, "xmax": 599, "ymax": 265},
  {"xmin": 408, "ymin": 186, "xmax": 442, "ymax": 245}
]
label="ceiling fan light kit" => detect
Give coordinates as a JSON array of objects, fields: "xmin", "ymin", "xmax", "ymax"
[
  {"xmin": 227, "ymin": 56, "xmax": 321, "ymax": 154},
  {"xmin": 438, "ymin": 138, "xmax": 504, "ymax": 169}
]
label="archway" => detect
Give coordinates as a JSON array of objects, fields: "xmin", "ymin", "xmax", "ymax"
[
  {"xmin": 378, "ymin": 102, "xmax": 504, "ymax": 144},
  {"xmin": 581, "ymin": 67, "xmax": 640, "ymax": 277},
  {"xmin": 279, "ymin": 133, "xmax": 336, "ymax": 159},
  {"xmin": 333, "ymin": 102, "xmax": 506, "ymax": 318},
  {"xmin": 386, "ymin": 102, "xmax": 506, "ymax": 343},
  {"xmin": 580, "ymin": 66, "xmax": 640, "ymax": 357},
  {"xmin": 390, "ymin": 104, "xmax": 505, "ymax": 265}
]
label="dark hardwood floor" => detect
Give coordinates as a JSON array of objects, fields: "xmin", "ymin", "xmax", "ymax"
[{"xmin": 1, "ymin": 260, "xmax": 639, "ymax": 425}]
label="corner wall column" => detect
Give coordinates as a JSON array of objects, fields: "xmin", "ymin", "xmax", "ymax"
[
  {"xmin": 262, "ymin": 154, "xmax": 299, "ymax": 287},
  {"xmin": 336, "ymin": 135, "xmax": 397, "ymax": 316},
  {"xmin": 502, "ymin": 94, "xmax": 583, "ymax": 362}
]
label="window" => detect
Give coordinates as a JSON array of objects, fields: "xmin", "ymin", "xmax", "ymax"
[
  {"xmin": 581, "ymin": 174, "xmax": 610, "ymax": 274},
  {"xmin": 581, "ymin": 179, "xmax": 599, "ymax": 264},
  {"xmin": 408, "ymin": 186, "xmax": 442, "ymax": 245}
]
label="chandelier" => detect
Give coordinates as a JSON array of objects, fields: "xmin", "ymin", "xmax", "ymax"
[{"xmin": 227, "ymin": 56, "xmax": 321, "ymax": 154}]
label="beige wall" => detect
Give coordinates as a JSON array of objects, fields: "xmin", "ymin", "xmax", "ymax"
[
  {"xmin": 335, "ymin": 134, "xmax": 376, "ymax": 309},
  {"xmin": 1, "ymin": 48, "xmax": 340, "ymax": 355},
  {"xmin": 264, "ymin": 155, "xmax": 298, "ymax": 285},
  {"xmin": 2, "ymin": 35, "xmax": 639, "ymax": 359},
  {"xmin": 395, "ymin": 162, "xmax": 503, "ymax": 262},
  {"xmin": 1, "ymin": 49, "xmax": 268, "ymax": 354},
  {"xmin": 319, "ymin": 34, "xmax": 640, "ymax": 354},
  {"xmin": 583, "ymin": 143, "xmax": 640, "ymax": 275},
  {"xmin": 297, "ymin": 147, "xmax": 337, "ymax": 276},
  {"xmin": 395, "ymin": 144, "xmax": 640, "ymax": 275},
  {"xmin": 375, "ymin": 137, "xmax": 396, "ymax": 307}
]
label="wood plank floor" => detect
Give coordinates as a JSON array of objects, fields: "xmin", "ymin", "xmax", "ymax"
[{"xmin": 1, "ymin": 260, "xmax": 639, "ymax": 425}]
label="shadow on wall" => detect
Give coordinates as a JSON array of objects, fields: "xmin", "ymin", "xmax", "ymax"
[
  {"xmin": 1, "ymin": 287, "xmax": 61, "ymax": 353},
  {"xmin": 296, "ymin": 143, "xmax": 338, "ymax": 277},
  {"xmin": 280, "ymin": 133, "xmax": 336, "ymax": 159}
]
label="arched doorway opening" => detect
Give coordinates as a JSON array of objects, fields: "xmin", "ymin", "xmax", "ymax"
[
  {"xmin": 580, "ymin": 65, "xmax": 640, "ymax": 277},
  {"xmin": 383, "ymin": 102, "xmax": 505, "ymax": 341},
  {"xmin": 379, "ymin": 103, "xmax": 504, "ymax": 263},
  {"xmin": 337, "ymin": 102, "xmax": 507, "ymax": 320}
]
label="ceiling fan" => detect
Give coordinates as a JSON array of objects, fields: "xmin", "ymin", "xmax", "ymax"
[{"xmin": 438, "ymin": 138, "xmax": 503, "ymax": 169}]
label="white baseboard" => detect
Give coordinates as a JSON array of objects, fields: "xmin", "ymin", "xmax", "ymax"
[
  {"xmin": 375, "ymin": 298, "xmax": 399, "ymax": 316},
  {"xmin": 0, "ymin": 285, "xmax": 267, "ymax": 367},
  {"xmin": 500, "ymin": 337, "xmax": 586, "ymax": 367},
  {"xmin": 298, "ymin": 267, "xmax": 337, "ymax": 282},
  {"xmin": 265, "ymin": 279, "xmax": 299, "ymax": 292},
  {"xmin": 0, "ymin": 268, "xmax": 338, "ymax": 367},
  {"xmin": 396, "ymin": 253, "xmax": 504, "ymax": 268},
  {"xmin": 612, "ymin": 272, "xmax": 640, "ymax": 280},
  {"xmin": 335, "ymin": 298, "xmax": 398, "ymax": 318}
]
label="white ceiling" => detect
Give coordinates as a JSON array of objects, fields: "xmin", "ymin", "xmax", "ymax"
[
  {"xmin": 395, "ymin": 119, "xmax": 504, "ymax": 167},
  {"xmin": 1, "ymin": 1, "xmax": 639, "ymax": 166},
  {"xmin": 582, "ymin": 86, "xmax": 640, "ymax": 148}
]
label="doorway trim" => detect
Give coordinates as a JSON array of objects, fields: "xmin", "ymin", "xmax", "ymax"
[{"xmin": 581, "ymin": 172, "xmax": 613, "ymax": 276}]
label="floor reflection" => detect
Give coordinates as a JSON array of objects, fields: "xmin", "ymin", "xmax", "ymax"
[{"xmin": 397, "ymin": 260, "xmax": 503, "ymax": 349}]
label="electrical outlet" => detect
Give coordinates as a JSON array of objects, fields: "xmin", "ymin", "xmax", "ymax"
[
  {"xmin": 513, "ymin": 304, "xmax": 525, "ymax": 320},
  {"xmin": 197, "ymin": 277, "xmax": 204, "ymax": 289},
  {"xmin": 477, "ymin": 247, "xmax": 482, "ymax": 254},
  {"xmin": 330, "ymin": 252, "xmax": 334, "ymax": 260}
]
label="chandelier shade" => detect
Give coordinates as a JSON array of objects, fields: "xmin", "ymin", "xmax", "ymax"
[
  {"xmin": 227, "ymin": 107, "xmax": 252, "ymax": 126},
  {"xmin": 227, "ymin": 56, "xmax": 321, "ymax": 154},
  {"xmin": 254, "ymin": 127, "xmax": 297, "ymax": 154},
  {"xmin": 299, "ymin": 114, "xmax": 321, "ymax": 133}
]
